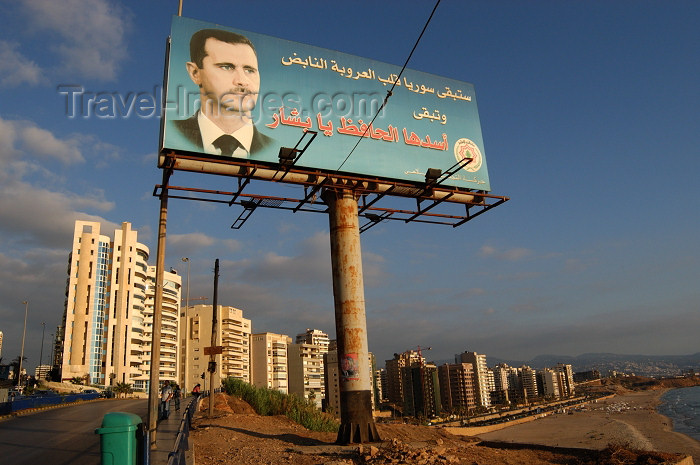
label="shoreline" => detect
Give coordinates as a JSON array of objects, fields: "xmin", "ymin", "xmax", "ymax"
[{"xmin": 450, "ymin": 389, "xmax": 700, "ymax": 463}]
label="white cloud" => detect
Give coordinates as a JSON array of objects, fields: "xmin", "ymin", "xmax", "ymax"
[
  {"xmin": 21, "ymin": 125, "xmax": 83, "ymax": 163},
  {"xmin": 0, "ymin": 117, "xmax": 19, "ymax": 161},
  {"xmin": 0, "ymin": 41, "xmax": 45, "ymax": 87},
  {"xmin": 169, "ymin": 232, "xmax": 216, "ymax": 249},
  {"xmin": 166, "ymin": 233, "xmax": 242, "ymax": 260},
  {"xmin": 230, "ymin": 232, "xmax": 332, "ymax": 285},
  {"xmin": 0, "ymin": 179, "xmax": 115, "ymax": 248},
  {"xmin": 0, "ymin": 117, "xmax": 87, "ymax": 165},
  {"xmin": 479, "ymin": 244, "xmax": 533, "ymax": 261},
  {"xmin": 23, "ymin": 0, "xmax": 131, "ymax": 80}
]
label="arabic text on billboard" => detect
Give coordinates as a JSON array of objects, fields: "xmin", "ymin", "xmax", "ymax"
[{"xmin": 162, "ymin": 16, "xmax": 490, "ymax": 190}]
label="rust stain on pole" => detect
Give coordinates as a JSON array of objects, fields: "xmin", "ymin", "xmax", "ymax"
[{"xmin": 322, "ymin": 188, "xmax": 380, "ymax": 444}]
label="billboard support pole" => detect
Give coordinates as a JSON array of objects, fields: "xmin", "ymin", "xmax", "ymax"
[
  {"xmin": 208, "ymin": 258, "xmax": 219, "ymax": 417},
  {"xmin": 148, "ymin": 166, "xmax": 171, "ymax": 448},
  {"xmin": 322, "ymin": 188, "xmax": 380, "ymax": 444}
]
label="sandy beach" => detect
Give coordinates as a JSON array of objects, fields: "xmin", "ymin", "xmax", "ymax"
[{"xmin": 465, "ymin": 389, "xmax": 700, "ymax": 463}]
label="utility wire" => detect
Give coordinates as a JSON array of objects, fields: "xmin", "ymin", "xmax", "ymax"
[{"xmin": 335, "ymin": 0, "xmax": 442, "ymax": 173}]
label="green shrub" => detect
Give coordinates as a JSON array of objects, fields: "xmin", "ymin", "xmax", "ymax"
[{"xmin": 221, "ymin": 377, "xmax": 338, "ymax": 432}]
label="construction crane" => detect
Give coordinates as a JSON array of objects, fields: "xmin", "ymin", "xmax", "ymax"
[{"xmin": 404, "ymin": 345, "xmax": 431, "ymax": 362}]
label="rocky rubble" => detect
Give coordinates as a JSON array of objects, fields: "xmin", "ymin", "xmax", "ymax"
[{"xmin": 357, "ymin": 438, "xmax": 459, "ymax": 465}]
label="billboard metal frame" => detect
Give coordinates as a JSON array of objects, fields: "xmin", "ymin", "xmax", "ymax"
[{"xmin": 155, "ymin": 149, "xmax": 508, "ymax": 229}]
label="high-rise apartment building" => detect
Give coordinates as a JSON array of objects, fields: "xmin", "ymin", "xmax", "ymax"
[
  {"xmin": 34, "ymin": 365, "xmax": 51, "ymax": 380},
  {"xmin": 295, "ymin": 329, "xmax": 330, "ymax": 353},
  {"xmin": 537, "ymin": 368, "xmax": 560, "ymax": 399},
  {"xmin": 251, "ymin": 332, "xmax": 292, "ymax": 393},
  {"xmin": 438, "ymin": 363, "xmax": 476, "ymax": 414},
  {"xmin": 374, "ymin": 368, "xmax": 384, "ymax": 403},
  {"xmin": 402, "ymin": 363, "xmax": 441, "ymax": 418},
  {"xmin": 288, "ymin": 342, "xmax": 324, "ymax": 408},
  {"xmin": 323, "ymin": 349, "xmax": 340, "ymax": 415},
  {"xmin": 60, "ymin": 221, "xmax": 181, "ymax": 389},
  {"xmin": 455, "ymin": 351, "xmax": 491, "ymax": 409},
  {"xmin": 385, "ymin": 350, "xmax": 424, "ymax": 407},
  {"xmin": 180, "ymin": 304, "xmax": 250, "ymax": 391},
  {"xmin": 520, "ymin": 365, "xmax": 539, "ymax": 401},
  {"xmin": 135, "ymin": 266, "xmax": 181, "ymax": 390},
  {"xmin": 556, "ymin": 363, "xmax": 575, "ymax": 398},
  {"xmin": 490, "ymin": 363, "xmax": 511, "ymax": 406},
  {"xmin": 61, "ymin": 221, "xmax": 115, "ymax": 384},
  {"xmin": 378, "ymin": 368, "xmax": 388, "ymax": 403},
  {"xmin": 506, "ymin": 366, "xmax": 524, "ymax": 402}
]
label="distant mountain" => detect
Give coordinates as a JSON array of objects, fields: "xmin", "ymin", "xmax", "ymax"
[{"xmin": 430, "ymin": 353, "xmax": 700, "ymax": 378}]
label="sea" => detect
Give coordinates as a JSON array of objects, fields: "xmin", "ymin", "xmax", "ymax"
[{"xmin": 658, "ymin": 385, "xmax": 700, "ymax": 442}]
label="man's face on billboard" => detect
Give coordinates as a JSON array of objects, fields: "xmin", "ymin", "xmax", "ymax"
[{"xmin": 187, "ymin": 38, "xmax": 260, "ymax": 115}]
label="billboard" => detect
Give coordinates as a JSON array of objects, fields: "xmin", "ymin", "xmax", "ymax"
[{"xmin": 161, "ymin": 16, "xmax": 490, "ymax": 191}]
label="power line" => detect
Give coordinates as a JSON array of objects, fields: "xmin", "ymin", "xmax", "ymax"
[{"xmin": 335, "ymin": 0, "xmax": 442, "ymax": 173}]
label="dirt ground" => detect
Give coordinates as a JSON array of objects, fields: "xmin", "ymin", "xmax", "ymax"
[{"xmin": 190, "ymin": 394, "xmax": 684, "ymax": 465}]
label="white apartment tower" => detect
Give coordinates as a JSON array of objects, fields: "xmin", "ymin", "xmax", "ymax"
[
  {"xmin": 520, "ymin": 365, "xmax": 539, "ymax": 400},
  {"xmin": 61, "ymin": 220, "xmax": 181, "ymax": 389},
  {"xmin": 539, "ymin": 368, "xmax": 561, "ymax": 399},
  {"xmin": 180, "ymin": 305, "xmax": 251, "ymax": 391},
  {"xmin": 62, "ymin": 221, "xmax": 130, "ymax": 385},
  {"xmin": 134, "ymin": 266, "xmax": 182, "ymax": 390},
  {"xmin": 288, "ymin": 342, "xmax": 324, "ymax": 408},
  {"xmin": 251, "ymin": 332, "xmax": 292, "ymax": 393},
  {"xmin": 556, "ymin": 363, "xmax": 575, "ymax": 398},
  {"xmin": 295, "ymin": 329, "xmax": 330, "ymax": 353},
  {"xmin": 455, "ymin": 351, "xmax": 491, "ymax": 409}
]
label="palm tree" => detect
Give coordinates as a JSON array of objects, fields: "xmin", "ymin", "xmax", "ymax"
[{"xmin": 113, "ymin": 382, "xmax": 133, "ymax": 398}]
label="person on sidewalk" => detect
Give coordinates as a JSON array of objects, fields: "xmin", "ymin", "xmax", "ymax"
[
  {"xmin": 159, "ymin": 380, "xmax": 173, "ymax": 420},
  {"xmin": 173, "ymin": 383, "xmax": 181, "ymax": 411}
]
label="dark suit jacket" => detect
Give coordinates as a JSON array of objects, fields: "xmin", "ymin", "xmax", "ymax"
[{"xmin": 172, "ymin": 113, "xmax": 274, "ymax": 155}]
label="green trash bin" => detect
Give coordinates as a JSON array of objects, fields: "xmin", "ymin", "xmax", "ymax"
[{"xmin": 95, "ymin": 412, "xmax": 143, "ymax": 465}]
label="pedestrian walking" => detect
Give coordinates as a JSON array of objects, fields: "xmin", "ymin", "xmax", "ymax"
[
  {"xmin": 173, "ymin": 383, "xmax": 181, "ymax": 411},
  {"xmin": 159, "ymin": 380, "xmax": 173, "ymax": 420}
]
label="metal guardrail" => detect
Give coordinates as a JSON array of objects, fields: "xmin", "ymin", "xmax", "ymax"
[
  {"xmin": 165, "ymin": 388, "xmax": 222, "ymax": 465},
  {"xmin": 165, "ymin": 396, "xmax": 200, "ymax": 465}
]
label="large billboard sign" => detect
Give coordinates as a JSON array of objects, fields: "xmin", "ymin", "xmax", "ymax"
[{"xmin": 161, "ymin": 16, "xmax": 491, "ymax": 191}]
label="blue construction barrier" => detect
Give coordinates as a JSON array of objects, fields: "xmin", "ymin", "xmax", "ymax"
[{"xmin": 0, "ymin": 391, "xmax": 101, "ymax": 415}]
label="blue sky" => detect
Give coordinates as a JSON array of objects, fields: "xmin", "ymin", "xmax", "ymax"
[{"xmin": 1, "ymin": 0, "xmax": 698, "ymax": 373}]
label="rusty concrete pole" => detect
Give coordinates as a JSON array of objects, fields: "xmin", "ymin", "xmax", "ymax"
[
  {"xmin": 322, "ymin": 189, "xmax": 380, "ymax": 444},
  {"xmin": 148, "ymin": 172, "xmax": 169, "ymax": 448}
]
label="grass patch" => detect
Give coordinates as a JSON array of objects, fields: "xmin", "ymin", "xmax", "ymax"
[{"xmin": 222, "ymin": 377, "xmax": 339, "ymax": 433}]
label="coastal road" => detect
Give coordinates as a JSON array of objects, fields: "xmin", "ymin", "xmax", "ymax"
[{"xmin": 0, "ymin": 398, "xmax": 148, "ymax": 465}]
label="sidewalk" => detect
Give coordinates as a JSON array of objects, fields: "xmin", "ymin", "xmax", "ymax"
[{"xmin": 149, "ymin": 396, "xmax": 196, "ymax": 465}]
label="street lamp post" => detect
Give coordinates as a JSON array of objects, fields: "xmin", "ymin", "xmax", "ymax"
[
  {"xmin": 181, "ymin": 257, "xmax": 190, "ymax": 391},
  {"xmin": 18, "ymin": 301, "xmax": 29, "ymax": 387}
]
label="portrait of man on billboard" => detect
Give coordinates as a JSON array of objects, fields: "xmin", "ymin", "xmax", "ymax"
[{"xmin": 172, "ymin": 28, "xmax": 274, "ymax": 157}]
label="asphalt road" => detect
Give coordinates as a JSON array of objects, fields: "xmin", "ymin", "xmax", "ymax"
[{"xmin": 0, "ymin": 398, "xmax": 149, "ymax": 465}]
